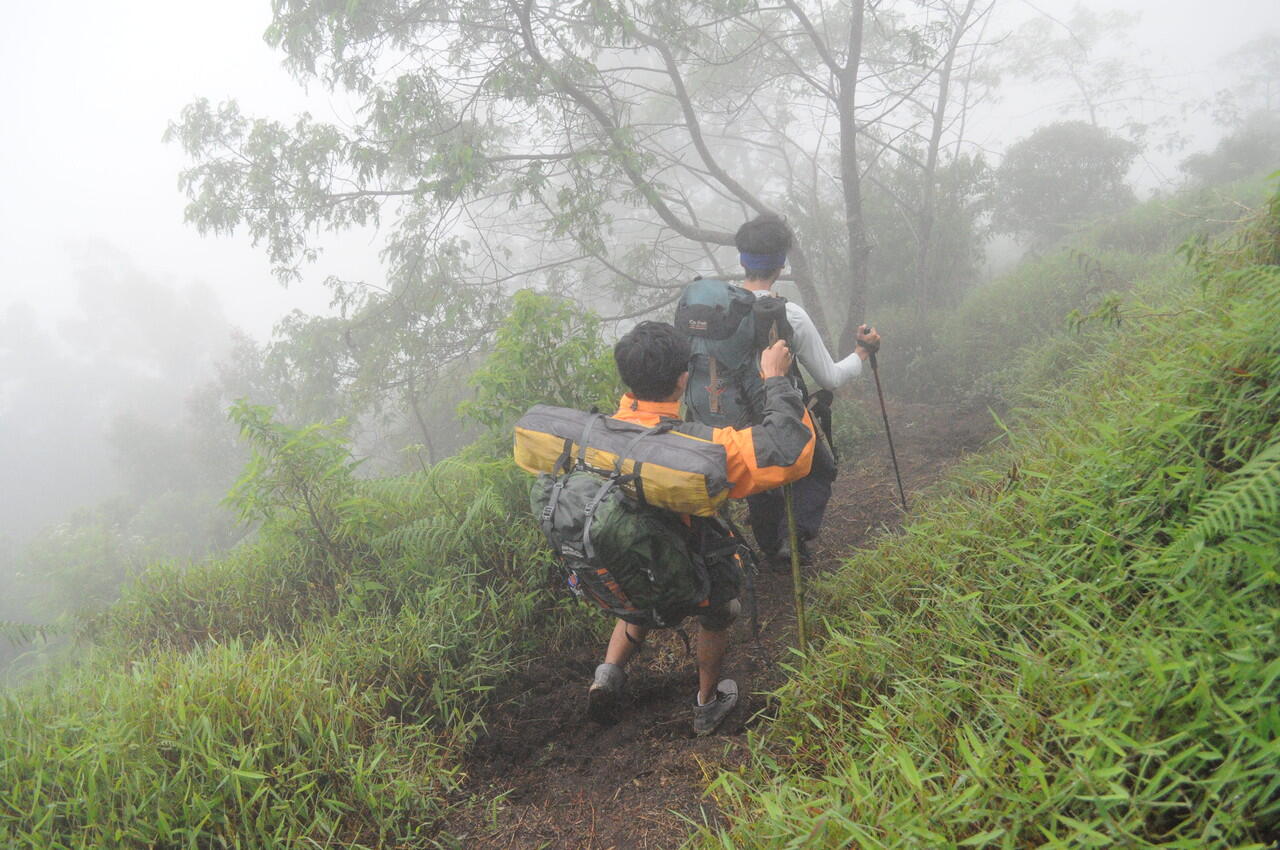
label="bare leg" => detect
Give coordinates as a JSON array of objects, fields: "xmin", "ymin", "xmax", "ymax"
[
  {"xmin": 604, "ymin": 619, "xmax": 648, "ymax": 667},
  {"xmin": 696, "ymin": 626, "xmax": 730, "ymax": 704}
]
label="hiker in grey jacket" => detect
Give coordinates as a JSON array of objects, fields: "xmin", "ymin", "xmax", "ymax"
[{"xmin": 735, "ymin": 213, "xmax": 880, "ymax": 566}]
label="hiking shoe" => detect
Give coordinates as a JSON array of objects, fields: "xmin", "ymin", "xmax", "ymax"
[
  {"xmin": 692, "ymin": 679, "xmax": 739, "ymax": 736},
  {"xmin": 587, "ymin": 663, "xmax": 625, "ymax": 723},
  {"xmin": 774, "ymin": 539, "xmax": 813, "ymax": 569}
]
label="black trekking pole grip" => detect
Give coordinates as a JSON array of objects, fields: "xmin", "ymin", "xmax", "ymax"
[{"xmin": 857, "ymin": 324, "xmax": 880, "ymax": 361}]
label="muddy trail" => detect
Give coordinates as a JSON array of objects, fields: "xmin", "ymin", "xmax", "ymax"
[{"xmin": 442, "ymin": 399, "xmax": 995, "ymax": 849}]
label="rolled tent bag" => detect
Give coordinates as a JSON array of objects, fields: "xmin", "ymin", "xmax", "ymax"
[{"xmin": 513, "ymin": 405, "xmax": 731, "ymax": 516}]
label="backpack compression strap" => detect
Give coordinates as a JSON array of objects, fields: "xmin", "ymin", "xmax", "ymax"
[
  {"xmin": 580, "ymin": 476, "xmax": 618, "ymax": 563},
  {"xmin": 708, "ymin": 356, "xmax": 721, "ymax": 414},
  {"xmin": 582, "ymin": 421, "xmax": 675, "ymax": 560},
  {"xmin": 552, "ymin": 437, "xmax": 575, "ymax": 475},
  {"xmin": 575, "ymin": 414, "xmax": 604, "ymax": 469},
  {"xmin": 540, "ymin": 412, "xmax": 605, "ymax": 556},
  {"xmin": 546, "ymin": 416, "xmax": 677, "ymax": 559},
  {"xmin": 539, "ymin": 478, "xmax": 569, "ymax": 556},
  {"xmin": 610, "ymin": 419, "xmax": 676, "ymax": 500},
  {"xmin": 610, "ymin": 420, "xmax": 676, "ymax": 476}
]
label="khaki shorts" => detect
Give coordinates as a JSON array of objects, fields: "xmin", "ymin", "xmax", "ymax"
[{"xmin": 696, "ymin": 597, "xmax": 741, "ymax": 632}]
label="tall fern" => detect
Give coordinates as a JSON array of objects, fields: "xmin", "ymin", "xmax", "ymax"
[{"xmin": 1172, "ymin": 435, "xmax": 1280, "ymax": 558}]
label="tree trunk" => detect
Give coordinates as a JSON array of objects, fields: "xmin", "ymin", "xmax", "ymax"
[
  {"xmin": 916, "ymin": 0, "xmax": 979, "ymax": 316},
  {"xmin": 407, "ymin": 382, "xmax": 437, "ymax": 467},
  {"xmin": 836, "ymin": 0, "xmax": 869, "ymax": 357}
]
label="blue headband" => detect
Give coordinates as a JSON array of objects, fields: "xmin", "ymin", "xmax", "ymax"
[{"xmin": 740, "ymin": 251, "xmax": 786, "ymax": 271}]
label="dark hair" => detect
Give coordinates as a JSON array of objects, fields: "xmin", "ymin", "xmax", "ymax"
[
  {"xmin": 734, "ymin": 213, "xmax": 794, "ymax": 277},
  {"xmin": 614, "ymin": 321, "xmax": 692, "ymax": 402}
]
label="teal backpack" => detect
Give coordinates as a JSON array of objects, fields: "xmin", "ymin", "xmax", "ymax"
[
  {"xmin": 674, "ymin": 278, "xmax": 792, "ymax": 428},
  {"xmin": 530, "ymin": 416, "xmax": 743, "ymax": 628}
]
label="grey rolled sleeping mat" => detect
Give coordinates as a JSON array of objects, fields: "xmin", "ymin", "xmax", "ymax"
[{"xmin": 513, "ymin": 404, "xmax": 730, "ymax": 516}]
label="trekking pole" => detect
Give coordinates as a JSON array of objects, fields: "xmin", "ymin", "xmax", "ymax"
[
  {"xmin": 861, "ymin": 325, "xmax": 908, "ymax": 514},
  {"xmin": 783, "ymin": 483, "xmax": 808, "ymax": 653}
]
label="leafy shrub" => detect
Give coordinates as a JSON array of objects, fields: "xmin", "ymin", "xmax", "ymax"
[
  {"xmin": 1182, "ymin": 113, "xmax": 1280, "ymax": 188},
  {"xmin": 992, "ymin": 121, "xmax": 1138, "ymax": 247},
  {"xmin": 91, "ymin": 402, "xmax": 581, "ymax": 655},
  {"xmin": 459, "ymin": 289, "xmax": 620, "ymax": 443}
]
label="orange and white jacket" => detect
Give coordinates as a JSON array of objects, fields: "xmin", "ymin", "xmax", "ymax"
[{"xmin": 612, "ymin": 376, "xmax": 815, "ymax": 499}]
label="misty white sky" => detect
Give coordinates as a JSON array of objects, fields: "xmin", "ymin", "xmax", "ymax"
[
  {"xmin": 988, "ymin": 1, "xmax": 1279, "ymax": 184},
  {"xmin": 0, "ymin": 0, "xmax": 376, "ymax": 342}
]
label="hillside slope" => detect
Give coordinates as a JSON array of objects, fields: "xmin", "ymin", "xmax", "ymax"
[
  {"xmin": 1, "ymin": 183, "xmax": 1275, "ymax": 849},
  {"xmin": 694, "ymin": 189, "xmax": 1280, "ymax": 847}
]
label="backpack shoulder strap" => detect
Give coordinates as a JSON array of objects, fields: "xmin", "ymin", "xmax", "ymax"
[{"xmin": 752, "ymin": 294, "xmax": 793, "ymax": 349}]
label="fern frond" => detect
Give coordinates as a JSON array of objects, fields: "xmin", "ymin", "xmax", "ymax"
[
  {"xmin": 361, "ymin": 474, "xmax": 435, "ymax": 507},
  {"xmin": 1171, "ymin": 434, "xmax": 1280, "ymax": 558},
  {"xmin": 374, "ymin": 515, "xmax": 457, "ymax": 557}
]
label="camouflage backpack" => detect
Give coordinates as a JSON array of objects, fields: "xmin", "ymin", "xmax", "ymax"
[{"xmin": 530, "ymin": 417, "xmax": 742, "ymax": 628}]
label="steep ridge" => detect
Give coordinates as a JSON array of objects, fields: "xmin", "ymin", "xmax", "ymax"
[{"xmin": 440, "ymin": 400, "xmax": 995, "ymax": 849}]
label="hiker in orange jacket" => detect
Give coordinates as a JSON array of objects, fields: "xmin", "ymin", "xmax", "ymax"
[{"xmin": 588, "ymin": 320, "xmax": 815, "ymax": 735}]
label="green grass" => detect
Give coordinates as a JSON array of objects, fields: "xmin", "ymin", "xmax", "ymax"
[
  {"xmin": 3, "ymin": 637, "xmax": 453, "ymax": 847},
  {"xmin": 691, "ymin": 188, "xmax": 1280, "ymax": 847},
  {"xmin": 1, "ymin": 434, "xmax": 597, "ymax": 846}
]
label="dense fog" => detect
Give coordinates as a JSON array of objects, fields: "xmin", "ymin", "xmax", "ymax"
[{"xmin": 1, "ymin": 0, "xmax": 1276, "ymax": 671}]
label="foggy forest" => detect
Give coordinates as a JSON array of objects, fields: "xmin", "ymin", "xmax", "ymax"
[{"xmin": 1, "ymin": 0, "xmax": 1277, "ymax": 846}]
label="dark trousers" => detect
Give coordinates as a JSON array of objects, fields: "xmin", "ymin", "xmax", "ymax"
[{"xmin": 746, "ymin": 439, "xmax": 836, "ymax": 554}]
